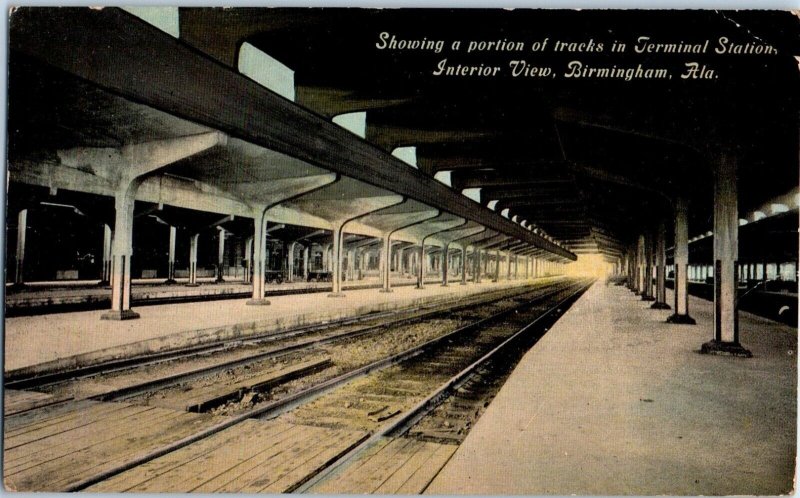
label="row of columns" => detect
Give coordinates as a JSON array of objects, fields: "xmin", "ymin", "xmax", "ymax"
[
  {"xmin": 624, "ymin": 150, "xmax": 751, "ymax": 357},
  {"xmin": 11, "ymin": 206, "xmax": 562, "ymax": 319}
]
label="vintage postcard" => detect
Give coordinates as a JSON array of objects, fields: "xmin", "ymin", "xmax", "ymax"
[{"xmin": 3, "ymin": 6, "xmax": 798, "ymax": 495}]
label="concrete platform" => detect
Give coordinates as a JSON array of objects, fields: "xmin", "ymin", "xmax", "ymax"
[
  {"xmin": 4, "ymin": 275, "xmax": 439, "ymax": 315},
  {"xmin": 4, "ymin": 278, "xmax": 540, "ymax": 378},
  {"xmin": 427, "ymin": 282, "xmax": 797, "ymax": 495}
]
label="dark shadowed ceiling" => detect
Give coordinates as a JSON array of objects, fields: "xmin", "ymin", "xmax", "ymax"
[{"xmin": 179, "ymin": 8, "xmax": 799, "ymax": 260}]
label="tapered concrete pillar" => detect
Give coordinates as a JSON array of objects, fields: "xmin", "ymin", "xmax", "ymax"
[
  {"xmin": 247, "ymin": 211, "xmax": 269, "ymax": 305},
  {"xmin": 346, "ymin": 248, "xmax": 356, "ymax": 281},
  {"xmin": 102, "ymin": 187, "xmax": 140, "ymax": 320},
  {"xmin": 417, "ymin": 245, "xmax": 426, "ymax": 289},
  {"xmin": 460, "ymin": 246, "xmax": 468, "ymax": 285},
  {"xmin": 701, "ymin": 150, "xmax": 751, "ymax": 357},
  {"xmin": 165, "ymin": 225, "xmax": 177, "ymax": 284},
  {"xmin": 286, "ymin": 241, "xmax": 297, "ymax": 283},
  {"xmin": 215, "ymin": 228, "xmax": 226, "ymax": 283},
  {"xmin": 641, "ymin": 232, "xmax": 656, "ymax": 301},
  {"xmin": 493, "ymin": 249, "xmax": 501, "ymax": 282},
  {"xmin": 441, "ymin": 244, "xmax": 450, "ymax": 286},
  {"xmin": 321, "ymin": 244, "xmax": 328, "ymax": 271},
  {"xmin": 12, "ymin": 208, "xmax": 28, "ymax": 287},
  {"xmin": 100, "ymin": 223, "xmax": 112, "ymax": 286},
  {"xmin": 71, "ymin": 131, "xmax": 227, "ymax": 319},
  {"xmin": 652, "ymin": 220, "xmax": 670, "ymax": 309},
  {"xmin": 243, "ymin": 236, "xmax": 253, "ymax": 284},
  {"xmin": 648, "ymin": 238, "xmax": 657, "ymax": 299},
  {"xmin": 185, "ymin": 233, "xmax": 200, "ymax": 288},
  {"xmin": 398, "ymin": 248, "xmax": 405, "ymax": 276},
  {"xmin": 328, "ymin": 225, "xmax": 346, "ymax": 297},
  {"xmin": 381, "ymin": 234, "xmax": 393, "ymax": 293},
  {"xmin": 628, "ymin": 251, "xmax": 636, "ymax": 289},
  {"xmin": 635, "ymin": 236, "xmax": 644, "ymax": 293},
  {"xmin": 475, "ymin": 248, "xmax": 482, "ymax": 283},
  {"xmin": 668, "ymin": 197, "xmax": 695, "ymax": 324},
  {"xmin": 303, "ymin": 246, "xmax": 310, "ymax": 280},
  {"xmin": 514, "ymin": 254, "xmax": 519, "ymax": 279}
]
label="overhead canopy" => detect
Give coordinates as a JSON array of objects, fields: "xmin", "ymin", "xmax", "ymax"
[{"xmin": 8, "ymin": 7, "xmax": 576, "ymax": 261}]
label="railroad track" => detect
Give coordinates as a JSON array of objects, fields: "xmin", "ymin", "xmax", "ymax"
[
  {"xmin": 295, "ymin": 279, "xmax": 592, "ymax": 493},
  {"xmin": 3, "ymin": 278, "xmax": 592, "ymax": 492},
  {"xmin": 32, "ymin": 281, "xmax": 573, "ymax": 415},
  {"xmin": 5, "ymin": 279, "xmax": 560, "ymax": 400}
]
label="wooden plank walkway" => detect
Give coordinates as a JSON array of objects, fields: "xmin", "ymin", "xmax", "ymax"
[
  {"xmin": 3, "ymin": 389, "xmax": 71, "ymax": 416},
  {"xmin": 3, "ymin": 400, "xmax": 219, "ymax": 491},
  {"xmin": 309, "ymin": 436, "xmax": 458, "ymax": 494},
  {"xmin": 86, "ymin": 420, "xmax": 368, "ymax": 492}
]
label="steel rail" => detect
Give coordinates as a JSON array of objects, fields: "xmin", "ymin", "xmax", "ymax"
[
  {"xmin": 292, "ymin": 278, "xmax": 594, "ymax": 493},
  {"xmin": 62, "ymin": 279, "xmax": 579, "ymax": 492},
  {"xmin": 5, "ymin": 278, "xmax": 554, "ymax": 391}
]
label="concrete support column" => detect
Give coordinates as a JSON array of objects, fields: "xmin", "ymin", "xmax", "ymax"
[
  {"xmin": 525, "ymin": 256, "xmax": 530, "ymax": 279},
  {"xmin": 641, "ymin": 232, "xmax": 655, "ymax": 301},
  {"xmin": 493, "ymin": 249, "xmax": 501, "ymax": 282},
  {"xmin": 215, "ymin": 228, "xmax": 226, "ymax": 283},
  {"xmin": 303, "ymin": 246, "xmax": 310, "ymax": 281},
  {"xmin": 417, "ymin": 245, "xmax": 426, "ymax": 289},
  {"xmin": 322, "ymin": 243, "xmax": 331, "ymax": 272},
  {"xmin": 514, "ymin": 254, "xmax": 519, "ymax": 279},
  {"xmin": 701, "ymin": 150, "xmax": 751, "ymax": 357},
  {"xmin": 475, "ymin": 248, "xmax": 482, "ymax": 283},
  {"xmin": 328, "ymin": 225, "xmax": 346, "ymax": 297},
  {"xmin": 165, "ymin": 225, "xmax": 177, "ymax": 284},
  {"xmin": 379, "ymin": 246, "xmax": 386, "ymax": 280},
  {"xmin": 668, "ymin": 197, "xmax": 695, "ymax": 324},
  {"xmin": 186, "ymin": 233, "xmax": 200, "ymax": 288},
  {"xmin": 102, "ymin": 185, "xmax": 140, "ymax": 320},
  {"xmin": 635, "ymin": 235, "xmax": 645, "ymax": 294},
  {"xmin": 460, "ymin": 246, "xmax": 468, "ymax": 285},
  {"xmin": 441, "ymin": 244, "xmax": 450, "ymax": 286},
  {"xmin": 246, "ymin": 211, "xmax": 269, "ymax": 305},
  {"xmin": 346, "ymin": 248, "xmax": 356, "ymax": 281},
  {"xmin": 101, "ymin": 223, "xmax": 112, "ymax": 286},
  {"xmin": 286, "ymin": 241, "xmax": 297, "ymax": 283},
  {"xmin": 85, "ymin": 131, "xmax": 226, "ymax": 319},
  {"xmin": 243, "ymin": 236, "xmax": 253, "ymax": 284},
  {"xmin": 652, "ymin": 220, "xmax": 670, "ymax": 309},
  {"xmin": 12, "ymin": 208, "xmax": 28, "ymax": 287},
  {"xmin": 381, "ymin": 234, "xmax": 393, "ymax": 293}
]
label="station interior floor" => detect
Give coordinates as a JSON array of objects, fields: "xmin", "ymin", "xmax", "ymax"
[{"xmin": 3, "ymin": 278, "xmax": 796, "ymax": 495}]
